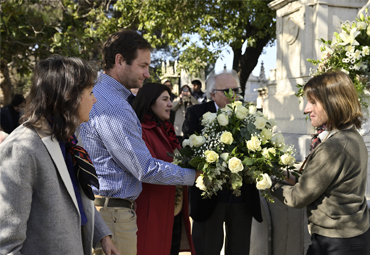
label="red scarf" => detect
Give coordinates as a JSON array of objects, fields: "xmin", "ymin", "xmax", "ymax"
[{"xmin": 143, "ymin": 114, "xmax": 180, "ymax": 150}]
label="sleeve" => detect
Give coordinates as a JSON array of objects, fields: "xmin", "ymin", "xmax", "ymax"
[
  {"xmin": 92, "ymin": 207, "xmax": 113, "ymax": 248},
  {"xmin": 87, "ymin": 103, "xmax": 195, "ymax": 186},
  {"xmin": 0, "ymin": 142, "xmax": 36, "ymax": 255},
  {"xmin": 171, "ymin": 97, "xmax": 182, "ymax": 111},
  {"xmin": 271, "ymin": 142, "xmax": 346, "ymax": 208},
  {"xmin": 182, "ymin": 106, "xmax": 201, "ymax": 139}
]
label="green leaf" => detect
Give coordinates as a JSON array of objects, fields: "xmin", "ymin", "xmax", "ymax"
[{"xmin": 243, "ymin": 157, "xmax": 255, "ymax": 166}]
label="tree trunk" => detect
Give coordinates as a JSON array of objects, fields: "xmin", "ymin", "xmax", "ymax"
[
  {"xmin": 236, "ymin": 35, "xmax": 273, "ymax": 97},
  {"xmin": 0, "ymin": 59, "xmax": 13, "ymax": 106}
]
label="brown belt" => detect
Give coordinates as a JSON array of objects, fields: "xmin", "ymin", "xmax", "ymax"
[{"xmin": 94, "ymin": 196, "xmax": 134, "ymax": 209}]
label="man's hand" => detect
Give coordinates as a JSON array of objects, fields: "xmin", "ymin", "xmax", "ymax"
[{"xmin": 101, "ymin": 236, "xmax": 121, "ymax": 255}]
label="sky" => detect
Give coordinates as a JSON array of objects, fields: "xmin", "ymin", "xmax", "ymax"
[{"xmin": 214, "ymin": 43, "xmax": 277, "ymax": 79}]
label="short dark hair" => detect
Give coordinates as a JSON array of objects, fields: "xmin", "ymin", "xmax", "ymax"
[
  {"xmin": 191, "ymin": 79, "xmax": 202, "ymax": 87},
  {"xmin": 133, "ymin": 83, "xmax": 171, "ymax": 124},
  {"xmin": 102, "ymin": 29, "xmax": 152, "ymax": 71},
  {"xmin": 21, "ymin": 55, "xmax": 97, "ymax": 141},
  {"xmin": 304, "ymin": 71, "xmax": 363, "ymax": 130},
  {"xmin": 10, "ymin": 94, "xmax": 25, "ymax": 107}
]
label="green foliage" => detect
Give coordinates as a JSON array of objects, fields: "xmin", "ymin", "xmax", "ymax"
[{"xmin": 1, "ymin": 0, "xmax": 275, "ymax": 98}]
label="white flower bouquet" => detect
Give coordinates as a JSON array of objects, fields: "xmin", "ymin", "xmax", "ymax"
[
  {"xmin": 173, "ymin": 93, "xmax": 296, "ymax": 202},
  {"xmin": 296, "ymin": 11, "xmax": 370, "ymax": 108}
]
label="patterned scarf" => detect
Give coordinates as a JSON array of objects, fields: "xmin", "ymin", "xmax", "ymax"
[
  {"xmin": 309, "ymin": 125, "xmax": 326, "ymax": 152},
  {"xmin": 144, "ymin": 114, "xmax": 180, "ymax": 150},
  {"xmin": 65, "ymin": 135, "xmax": 99, "ymax": 200}
]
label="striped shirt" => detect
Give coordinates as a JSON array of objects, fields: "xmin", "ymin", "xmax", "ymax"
[{"xmin": 80, "ymin": 74, "xmax": 195, "ymax": 200}]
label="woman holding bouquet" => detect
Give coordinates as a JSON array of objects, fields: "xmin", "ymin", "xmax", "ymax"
[
  {"xmin": 271, "ymin": 71, "xmax": 370, "ymax": 255},
  {"xmin": 133, "ymin": 83, "xmax": 196, "ymax": 255}
]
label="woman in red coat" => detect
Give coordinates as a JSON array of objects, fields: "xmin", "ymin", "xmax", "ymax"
[{"xmin": 132, "ymin": 83, "xmax": 196, "ymax": 255}]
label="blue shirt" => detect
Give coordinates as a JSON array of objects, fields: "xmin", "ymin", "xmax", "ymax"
[{"xmin": 80, "ymin": 74, "xmax": 195, "ymax": 200}]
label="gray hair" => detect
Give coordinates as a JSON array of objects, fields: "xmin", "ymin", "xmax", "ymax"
[{"xmin": 206, "ymin": 69, "xmax": 240, "ymax": 99}]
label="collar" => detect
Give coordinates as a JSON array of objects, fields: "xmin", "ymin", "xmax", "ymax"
[
  {"xmin": 318, "ymin": 125, "xmax": 354, "ymax": 142},
  {"xmin": 214, "ymin": 101, "xmax": 219, "ymax": 111},
  {"xmin": 98, "ymin": 73, "xmax": 132, "ymax": 100}
]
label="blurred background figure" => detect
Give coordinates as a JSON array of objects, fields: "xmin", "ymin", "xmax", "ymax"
[
  {"xmin": 0, "ymin": 94, "xmax": 26, "ymax": 134},
  {"xmin": 171, "ymin": 84, "xmax": 198, "ymax": 142},
  {"xmin": 164, "ymin": 80, "xmax": 177, "ymax": 102},
  {"xmin": 191, "ymin": 79, "xmax": 207, "ymax": 104},
  {"xmin": 133, "ymin": 83, "xmax": 195, "ymax": 255}
]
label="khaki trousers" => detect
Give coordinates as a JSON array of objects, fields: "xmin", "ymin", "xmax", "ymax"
[{"xmin": 93, "ymin": 206, "xmax": 137, "ymax": 255}]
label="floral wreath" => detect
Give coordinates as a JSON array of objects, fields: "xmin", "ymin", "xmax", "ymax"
[{"xmin": 296, "ymin": 10, "xmax": 370, "ymax": 110}]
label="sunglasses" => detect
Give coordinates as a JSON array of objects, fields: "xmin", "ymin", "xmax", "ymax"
[{"xmin": 213, "ymin": 87, "xmax": 240, "ymax": 94}]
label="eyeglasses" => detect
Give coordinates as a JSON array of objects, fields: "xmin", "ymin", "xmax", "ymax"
[{"xmin": 213, "ymin": 87, "xmax": 241, "ymax": 94}]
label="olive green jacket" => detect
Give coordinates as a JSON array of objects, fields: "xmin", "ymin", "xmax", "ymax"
[{"xmin": 272, "ymin": 128, "xmax": 369, "ymax": 238}]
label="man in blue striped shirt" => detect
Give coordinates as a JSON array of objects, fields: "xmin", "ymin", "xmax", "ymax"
[{"xmin": 80, "ymin": 29, "xmax": 197, "ymax": 255}]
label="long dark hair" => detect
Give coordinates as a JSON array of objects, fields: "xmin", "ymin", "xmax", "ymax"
[
  {"xmin": 133, "ymin": 83, "xmax": 171, "ymax": 125},
  {"xmin": 21, "ymin": 55, "xmax": 97, "ymax": 141}
]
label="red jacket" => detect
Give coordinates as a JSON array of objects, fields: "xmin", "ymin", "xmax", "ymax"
[{"xmin": 136, "ymin": 121, "xmax": 195, "ymax": 255}]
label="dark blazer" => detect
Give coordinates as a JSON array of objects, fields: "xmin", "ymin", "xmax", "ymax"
[{"xmin": 182, "ymin": 101, "xmax": 263, "ymax": 222}]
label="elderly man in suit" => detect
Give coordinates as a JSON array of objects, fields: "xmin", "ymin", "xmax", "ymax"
[{"xmin": 182, "ymin": 70, "xmax": 262, "ymax": 255}]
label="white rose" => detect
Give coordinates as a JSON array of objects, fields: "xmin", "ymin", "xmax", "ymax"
[
  {"xmin": 256, "ymin": 173, "xmax": 272, "ymax": 190},
  {"xmin": 232, "ymin": 101, "xmax": 242, "ymax": 107},
  {"xmin": 261, "ymin": 128, "xmax": 273, "ymax": 142},
  {"xmin": 204, "ymin": 150, "xmax": 219, "ymax": 163},
  {"xmin": 357, "ymin": 21, "xmax": 367, "ymax": 30},
  {"xmin": 247, "ymin": 136, "xmax": 261, "ymax": 152},
  {"xmin": 220, "ymin": 152, "xmax": 229, "ymax": 161},
  {"xmin": 235, "ymin": 105, "xmax": 248, "ymax": 119},
  {"xmin": 189, "ymin": 134, "xmax": 205, "ymax": 147},
  {"xmin": 249, "ymin": 105, "xmax": 257, "ymax": 115},
  {"xmin": 220, "ymin": 131, "xmax": 234, "ymax": 145},
  {"xmin": 217, "ymin": 113, "xmax": 229, "ymax": 126},
  {"xmin": 281, "ymin": 154, "xmax": 295, "ymax": 166},
  {"xmin": 228, "ymin": 157, "xmax": 244, "ymax": 173},
  {"xmin": 255, "ymin": 111, "xmax": 264, "ymax": 117},
  {"xmin": 182, "ymin": 139, "xmax": 190, "ymax": 148},
  {"xmin": 195, "ymin": 176, "xmax": 207, "ymax": 191},
  {"xmin": 254, "ymin": 116, "xmax": 267, "ymax": 129},
  {"xmin": 201, "ymin": 112, "xmax": 217, "ymax": 125},
  {"xmin": 262, "ymin": 148, "xmax": 276, "ymax": 159},
  {"xmin": 271, "ymin": 133, "xmax": 285, "ymax": 147}
]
